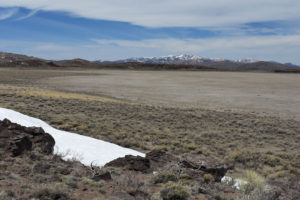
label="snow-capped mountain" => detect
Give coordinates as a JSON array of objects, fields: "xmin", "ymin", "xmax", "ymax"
[
  {"xmin": 114, "ymin": 54, "xmax": 229, "ymax": 64},
  {"xmin": 111, "ymin": 54, "xmax": 266, "ymax": 65},
  {"xmin": 236, "ymin": 58, "xmax": 260, "ymax": 63},
  {"xmin": 102, "ymin": 54, "xmax": 299, "ymax": 71}
]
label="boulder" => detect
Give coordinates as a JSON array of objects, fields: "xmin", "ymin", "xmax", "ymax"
[
  {"xmin": 146, "ymin": 150, "xmax": 178, "ymax": 171},
  {"xmin": 0, "ymin": 119, "xmax": 55, "ymax": 156},
  {"xmin": 180, "ymin": 154, "xmax": 228, "ymax": 182},
  {"xmin": 105, "ymin": 155, "xmax": 151, "ymax": 173},
  {"xmin": 92, "ymin": 171, "xmax": 112, "ymax": 181}
]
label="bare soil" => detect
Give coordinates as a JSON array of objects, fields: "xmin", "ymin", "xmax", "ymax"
[{"xmin": 40, "ymin": 70, "xmax": 300, "ymax": 121}]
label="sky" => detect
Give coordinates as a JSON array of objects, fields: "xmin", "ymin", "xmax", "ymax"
[{"xmin": 0, "ymin": 0, "xmax": 300, "ymax": 64}]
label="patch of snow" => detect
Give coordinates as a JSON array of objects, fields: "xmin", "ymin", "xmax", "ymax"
[
  {"xmin": 236, "ymin": 58, "xmax": 259, "ymax": 63},
  {"xmin": 114, "ymin": 54, "xmax": 235, "ymax": 64},
  {"xmin": 0, "ymin": 107, "xmax": 145, "ymax": 166},
  {"xmin": 221, "ymin": 176, "xmax": 248, "ymax": 190}
]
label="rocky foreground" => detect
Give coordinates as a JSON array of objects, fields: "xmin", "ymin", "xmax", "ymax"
[{"xmin": 0, "ymin": 119, "xmax": 299, "ymax": 200}]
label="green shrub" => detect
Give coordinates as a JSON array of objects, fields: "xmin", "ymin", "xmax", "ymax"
[
  {"xmin": 152, "ymin": 172, "xmax": 178, "ymax": 184},
  {"xmin": 0, "ymin": 191, "xmax": 8, "ymax": 200},
  {"xmin": 82, "ymin": 178, "xmax": 104, "ymax": 187},
  {"xmin": 242, "ymin": 170, "xmax": 265, "ymax": 194},
  {"xmin": 160, "ymin": 183, "xmax": 190, "ymax": 200},
  {"xmin": 0, "ymin": 161, "xmax": 8, "ymax": 169},
  {"xmin": 32, "ymin": 187, "xmax": 68, "ymax": 200},
  {"xmin": 203, "ymin": 173, "xmax": 214, "ymax": 183},
  {"xmin": 179, "ymin": 174, "xmax": 191, "ymax": 180}
]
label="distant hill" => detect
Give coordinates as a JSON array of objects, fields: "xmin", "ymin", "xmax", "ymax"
[
  {"xmin": 284, "ymin": 62, "xmax": 299, "ymax": 67},
  {"xmin": 99, "ymin": 54, "xmax": 300, "ymax": 71},
  {"xmin": 0, "ymin": 51, "xmax": 42, "ymax": 64},
  {"xmin": 1, "ymin": 51, "xmax": 300, "ymax": 72}
]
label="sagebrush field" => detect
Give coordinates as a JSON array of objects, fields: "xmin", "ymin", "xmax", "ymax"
[{"xmin": 0, "ymin": 67, "xmax": 299, "ymax": 181}]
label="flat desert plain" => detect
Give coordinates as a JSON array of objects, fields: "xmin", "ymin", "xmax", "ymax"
[{"xmin": 41, "ymin": 70, "xmax": 300, "ymax": 121}]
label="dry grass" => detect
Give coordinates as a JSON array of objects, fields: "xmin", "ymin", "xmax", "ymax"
[
  {"xmin": 0, "ymin": 85, "xmax": 122, "ymax": 103},
  {"xmin": 241, "ymin": 170, "xmax": 265, "ymax": 194}
]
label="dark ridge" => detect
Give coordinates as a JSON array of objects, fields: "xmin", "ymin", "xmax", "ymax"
[{"xmin": 0, "ymin": 51, "xmax": 299, "ymax": 72}]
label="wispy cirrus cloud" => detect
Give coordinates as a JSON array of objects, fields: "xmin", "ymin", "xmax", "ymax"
[
  {"xmin": 0, "ymin": 0, "xmax": 299, "ymax": 27},
  {"xmin": 0, "ymin": 7, "xmax": 18, "ymax": 20},
  {"xmin": 14, "ymin": 9, "xmax": 39, "ymax": 21}
]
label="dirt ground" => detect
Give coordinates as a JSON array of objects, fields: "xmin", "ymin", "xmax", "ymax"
[{"xmin": 40, "ymin": 70, "xmax": 300, "ymax": 121}]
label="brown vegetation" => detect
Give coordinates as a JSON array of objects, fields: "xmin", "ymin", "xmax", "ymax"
[{"xmin": 0, "ymin": 67, "xmax": 299, "ymax": 199}]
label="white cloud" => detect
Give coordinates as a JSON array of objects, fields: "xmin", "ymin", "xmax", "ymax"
[
  {"xmin": 2, "ymin": 34, "xmax": 300, "ymax": 64},
  {"xmin": 0, "ymin": 7, "xmax": 18, "ymax": 20},
  {"xmin": 94, "ymin": 34, "xmax": 300, "ymax": 54},
  {"xmin": 0, "ymin": 0, "xmax": 299, "ymax": 27}
]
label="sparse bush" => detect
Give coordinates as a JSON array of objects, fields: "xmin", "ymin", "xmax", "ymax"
[
  {"xmin": 0, "ymin": 191, "xmax": 8, "ymax": 200},
  {"xmin": 203, "ymin": 173, "xmax": 214, "ymax": 183},
  {"xmin": 264, "ymin": 155, "xmax": 282, "ymax": 167},
  {"xmin": 179, "ymin": 174, "xmax": 191, "ymax": 180},
  {"xmin": 160, "ymin": 183, "xmax": 190, "ymax": 200},
  {"xmin": 0, "ymin": 162, "xmax": 8, "ymax": 169},
  {"xmin": 152, "ymin": 172, "xmax": 178, "ymax": 184},
  {"xmin": 152, "ymin": 145, "xmax": 169, "ymax": 151},
  {"xmin": 241, "ymin": 170, "xmax": 265, "ymax": 194},
  {"xmin": 32, "ymin": 187, "xmax": 69, "ymax": 200},
  {"xmin": 268, "ymin": 170, "xmax": 287, "ymax": 180},
  {"xmin": 65, "ymin": 177, "xmax": 80, "ymax": 189},
  {"xmin": 82, "ymin": 177, "xmax": 104, "ymax": 187}
]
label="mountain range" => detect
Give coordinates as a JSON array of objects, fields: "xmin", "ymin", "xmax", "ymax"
[
  {"xmin": 101, "ymin": 54, "xmax": 299, "ymax": 71},
  {"xmin": 1, "ymin": 51, "xmax": 299, "ymax": 72},
  {"xmin": 109, "ymin": 54, "xmax": 259, "ymax": 64}
]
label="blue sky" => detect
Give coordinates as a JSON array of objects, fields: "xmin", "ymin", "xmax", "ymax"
[{"xmin": 0, "ymin": 1, "xmax": 300, "ymax": 64}]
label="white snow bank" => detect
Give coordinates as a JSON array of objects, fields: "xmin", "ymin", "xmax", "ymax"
[
  {"xmin": 221, "ymin": 176, "xmax": 248, "ymax": 190},
  {"xmin": 0, "ymin": 107, "xmax": 145, "ymax": 166}
]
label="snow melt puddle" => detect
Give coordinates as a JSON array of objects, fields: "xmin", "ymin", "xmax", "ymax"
[{"xmin": 0, "ymin": 107, "xmax": 145, "ymax": 166}]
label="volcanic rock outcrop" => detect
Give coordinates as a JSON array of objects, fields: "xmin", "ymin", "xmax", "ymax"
[
  {"xmin": 0, "ymin": 119, "xmax": 55, "ymax": 156},
  {"xmin": 106, "ymin": 149, "xmax": 228, "ymax": 182}
]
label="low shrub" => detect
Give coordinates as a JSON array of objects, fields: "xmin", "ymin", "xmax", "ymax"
[
  {"xmin": 160, "ymin": 183, "xmax": 190, "ymax": 200},
  {"xmin": 242, "ymin": 170, "xmax": 265, "ymax": 194},
  {"xmin": 82, "ymin": 178, "xmax": 104, "ymax": 187},
  {"xmin": 203, "ymin": 173, "xmax": 214, "ymax": 183},
  {"xmin": 32, "ymin": 187, "xmax": 68, "ymax": 200},
  {"xmin": 152, "ymin": 172, "xmax": 178, "ymax": 184}
]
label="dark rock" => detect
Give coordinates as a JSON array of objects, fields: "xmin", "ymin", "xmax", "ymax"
[
  {"xmin": 10, "ymin": 136, "xmax": 32, "ymax": 156},
  {"xmin": 0, "ymin": 119, "xmax": 55, "ymax": 156},
  {"xmin": 105, "ymin": 155, "xmax": 151, "ymax": 173},
  {"xmin": 180, "ymin": 154, "xmax": 228, "ymax": 182},
  {"xmin": 92, "ymin": 171, "xmax": 112, "ymax": 181},
  {"xmin": 146, "ymin": 150, "xmax": 178, "ymax": 171}
]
